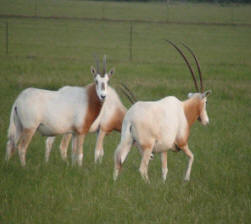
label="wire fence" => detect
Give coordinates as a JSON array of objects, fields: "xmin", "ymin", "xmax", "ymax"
[
  {"xmin": 0, "ymin": 20, "xmax": 132, "ymax": 61},
  {"xmin": 1, "ymin": 0, "xmax": 251, "ymax": 25},
  {"xmin": 0, "ymin": 1, "xmax": 250, "ymax": 64},
  {"xmin": 0, "ymin": 18, "xmax": 250, "ymax": 67},
  {"xmin": 0, "ymin": 20, "xmax": 135, "ymax": 62}
]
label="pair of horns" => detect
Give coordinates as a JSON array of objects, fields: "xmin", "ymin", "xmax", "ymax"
[
  {"xmin": 119, "ymin": 83, "xmax": 137, "ymax": 104},
  {"xmin": 94, "ymin": 55, "xmax": 107, "ymax": 75},
  {"xmin": 166, "ymin": 40, "xmax": 204, "ymax": 93}
]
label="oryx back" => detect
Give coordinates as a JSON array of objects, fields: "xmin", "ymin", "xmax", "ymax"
[{"xmin": 15, "ymin": 87, "xmax": 88, "ymax": 136}]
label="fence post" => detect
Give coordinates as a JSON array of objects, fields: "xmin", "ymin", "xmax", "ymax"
[
  {"xmin": 35, "ymin": 0, "xmax": 38, "ymax": 17},
  {"xmin": 6, "ymin": 21, "xmax": 8, "ymax": 55},
  {"xmin": 129, "ymin": 22, "xmax": 133, "ymax": 62},
  {"xmin": 102, "ymin": 2, "xmax": 105, "ymax": 19},
  {"xmin": 166, "ymin": 0, "xmax": 170, "ymax": 23},
  {"xmin": 231, "ymin": 5, "xmax": 234, "ymax": 25}
]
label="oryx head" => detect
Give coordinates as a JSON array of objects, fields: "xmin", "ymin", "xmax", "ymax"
[
  {"xmin": 91, "ymin": 55, "xmax": 115, "ymax": 102},
  {"xmin": 167, "ymin": 40, "xmax": 212, "ymax": 125}
]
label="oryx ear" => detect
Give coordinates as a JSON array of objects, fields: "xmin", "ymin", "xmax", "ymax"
[
  {"xmin": 187, "ymin": 92, "xmax": 193, "ymax": 98},
  {"xmin": 91, "ymin": 66, "xmax": 97, "ymax": 78},
  {"xmin": 202, "ymin": 90, "xmax": 212, "ymax": 98},
  {"xmin": 108, "ymin": 67, "xmax": 115, "ymax": 79}
]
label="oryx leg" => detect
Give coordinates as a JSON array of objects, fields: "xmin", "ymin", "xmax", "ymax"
[
  {"xmin": 180, "ymin": 144, "xmax": 194, "ymax": 181},
  {"xmin": 45, "ymin": 137, "xmax": 55, "ymax": 163},
  {"xmin": 139, "ymin": 143, "xmax": 154, "ymax": 183},
  {"xmin": 94, "ymin": 129, "xmax": 106, "ymax": 164},
  {"xmin": 6, "ymin": 138, "xmax": 17, "ymax": 161},
  {"xmin": 71, "ymin": 134, "xmax": 85, "ymax": 167},
  {"xmin": 71, "ymin": 135, "xmax": 77, "ymax": 165},
  {"xmin": 59, "ymin": 134, "xmax": 72, "ymax": 161},
  {"xmin": 113, "ymin": 131, "xmax": 133, "ymax": 181},
  {"xmin": 161, "ymin": 151, "xmax": 168, "ymax": 182},
  {"xmin": 17, "ymin": 128, "xmax": 36, "ymax": 166},
  {"xmin": 134, "ymin": 141, "xmax": 154, "ymax": 160}
]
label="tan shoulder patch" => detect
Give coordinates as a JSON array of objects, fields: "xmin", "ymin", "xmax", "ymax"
[
  {"xmin": 102, "ymin": 108, "xmax": 126, "ymax": 133},
  {"xmin": 176, "ymin": 126, "xmax": 190, "ymax": 148}
]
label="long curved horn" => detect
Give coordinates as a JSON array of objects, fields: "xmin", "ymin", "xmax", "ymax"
[
  {"xmin": 94, "ymin": 54, "xmax": 99, "ymax": 74},
  {"xmin": 103, "ymin": 55, "xmax": 107, "ymax": 75},
  {"xmin": 166, "ymin": 40, "xmax": 199, "ymax": 92},
  {"xmin": 118, "ymin": 86, "xmax": 135, "ymax": 104},
  {"xmin": 182, "ymin": 43, "xmax": 204, "ymax": 93},
  {"xmin": 120, "ymin": 83, "xmax": 137, "ymax": 103}
]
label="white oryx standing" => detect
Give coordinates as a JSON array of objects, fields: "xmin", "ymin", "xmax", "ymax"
[
  {"xmin": 44, "ymin": 84, "xmax": 132, "ymax": 164},
  {"xmin": 6, "ymin": 56, "xmax": 114, "ymax": 166},
  {"xmin": 114, "ymin": 41, "xmax": 212, "ymax": 182}
]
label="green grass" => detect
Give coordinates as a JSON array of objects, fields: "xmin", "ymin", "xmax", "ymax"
[{"xmin": 0, "ymin": 1, "xmax": 251, "ymax": 224}]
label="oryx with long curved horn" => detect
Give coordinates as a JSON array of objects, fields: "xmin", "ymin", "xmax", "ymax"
[
  {"xmin": 6, "ymin": 55, "xmax": 115, "ymax": 166},
  {"xmin": 114, "ymin": 41, "xmax": 212, "ymax": 182}
]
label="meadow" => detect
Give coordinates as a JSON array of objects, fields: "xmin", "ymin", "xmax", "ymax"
[{"xmin": 0, "ymin": 1, "xmax": 251, "ymax": 223}]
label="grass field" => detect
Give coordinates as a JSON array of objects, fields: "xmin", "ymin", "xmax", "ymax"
[{"xmin": 0, "ymin": 1, "xmax": 251, "ymax": 224}]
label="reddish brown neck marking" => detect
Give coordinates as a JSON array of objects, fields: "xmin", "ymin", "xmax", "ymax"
[
  {"xmin": 82, "ymin": 83, "xmax": 103, "ymax": 134},
  {"xmin": 183, "ymin": 97, "xmax": 203, "ymax": 128}
]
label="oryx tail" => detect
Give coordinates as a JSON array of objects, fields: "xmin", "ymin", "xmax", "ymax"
[{"xmin": 6, "ymin": 102, "xmax": 22, "ymax": 160}]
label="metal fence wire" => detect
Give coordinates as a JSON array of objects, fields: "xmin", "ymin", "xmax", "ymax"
[
  {"xmin": 0, "ymin": 1, "xmax": 251, "ymax": 63},
  {"xmin": 1, "ymin": 0, "xmax": 251, "ymax": 25}
]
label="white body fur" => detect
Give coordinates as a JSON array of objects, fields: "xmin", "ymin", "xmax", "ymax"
[
  {"xmin": 17, "ymin": 87, "xmax": 89, "ymax": 136},
  {"xmin": 114, "ymin": 92, "xmax": 211, "ymax": 182},
  {"xmin": 45, "ymin": 86, "xmax": 127, "ymax": 163}
]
